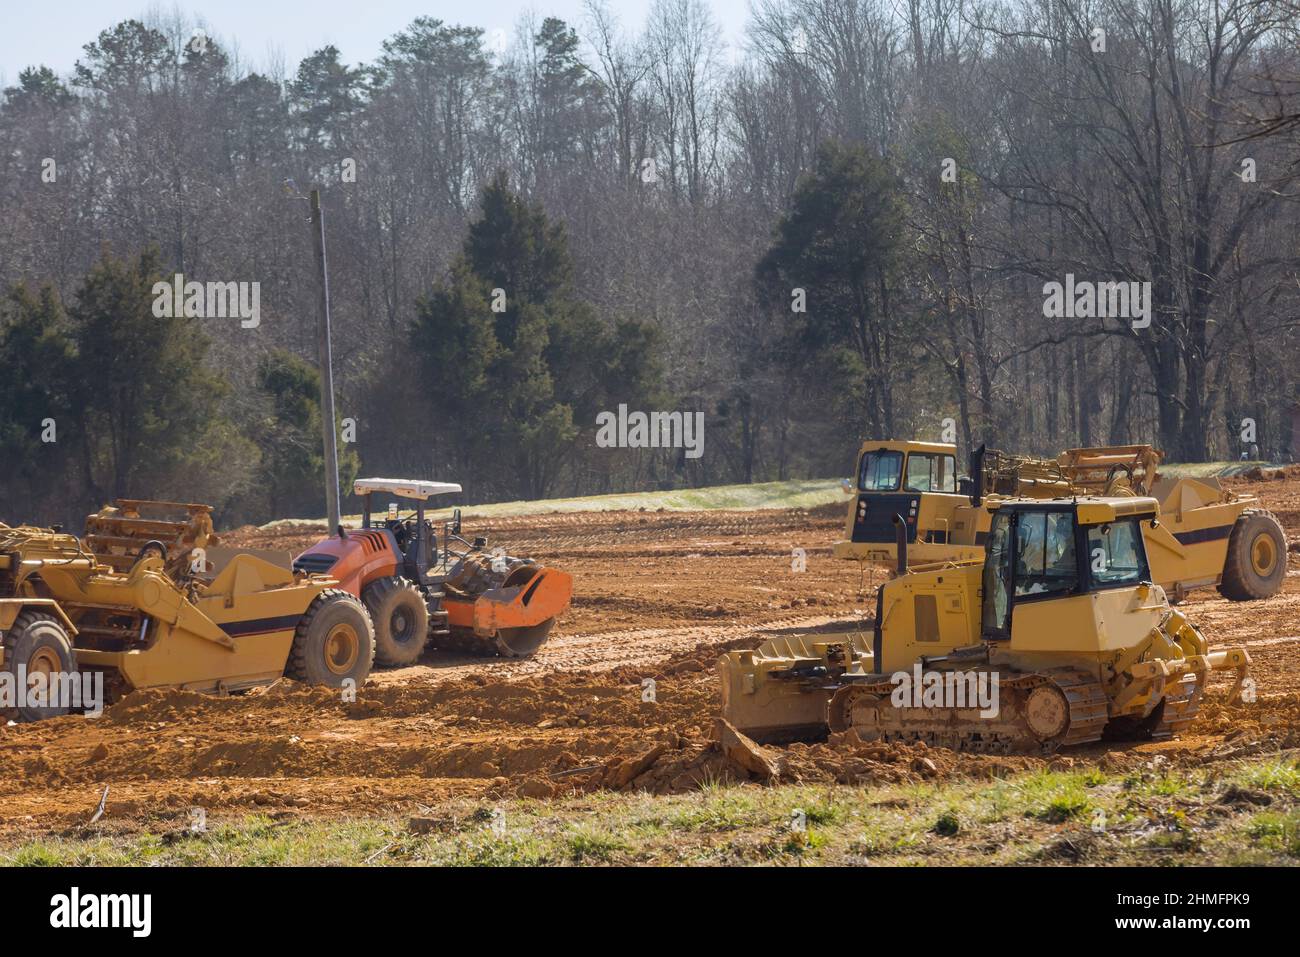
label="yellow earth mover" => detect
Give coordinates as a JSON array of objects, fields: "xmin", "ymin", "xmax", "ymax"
[
  {"xmin": 832, "ymin": 440, "xmax": 1287, "ymax": 602},
  {"xmin": 722, "ymin": 496, "xmax": 1250, "ymax": 750},
  {"xmin": 0, "ymin": 519, "xmax": 374, "ymax": 720}
]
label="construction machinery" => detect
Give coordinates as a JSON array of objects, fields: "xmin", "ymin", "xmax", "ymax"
[
  {"xmin": 0, "ymin": 519, "xmax": 374, "ymax": 721},
  {"xmin": 833, "ymin": 440, "xmax": 1287, "ymax": 602},
  {"xmin": 83, "ymin": 499, "xmax": 293, "ymax": 577},
  {"xmin": 83, "ymin": 499, "xmax": 219, "ymax": 576},
  {"xmin": 293, "ymin": 479, "xmax": 573, "ymax": 664},
  {"xmin": 722, "ymin": 496, "xmax": 1250, "ymax": 750}
]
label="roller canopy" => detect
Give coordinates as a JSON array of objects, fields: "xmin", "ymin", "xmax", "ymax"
[{"xmin": 353, "ymin": 479, "xmax": 463, "ymax": 500}]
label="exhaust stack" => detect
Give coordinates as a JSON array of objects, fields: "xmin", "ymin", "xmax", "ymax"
[{"xmin": 892, "ymin": 513, "xmax": 907, "ymax": 576}]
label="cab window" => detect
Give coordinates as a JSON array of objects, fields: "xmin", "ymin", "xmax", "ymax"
[
  {"xmin": 904, "ymin": 453, "xmax": 957, "ymax": 492},
  {"xmin": 1014, "ymin": 510, "xmax": 1078, "ymax": 599},
  {"xmin": 1086, "ymin": 519, "xmax": 1148, "ymax": 586},
  {"xmin": 858, "ymin": 450, "xmax": 903, "ymax": 491},
  {"xmin": 981, "ymin": 512, "xmax": 1012, "ymax": 634}
]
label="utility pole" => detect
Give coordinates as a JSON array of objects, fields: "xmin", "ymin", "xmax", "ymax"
[{"xmin": 309, "ymin": 188, "xmax": 342, "ymax": 531}]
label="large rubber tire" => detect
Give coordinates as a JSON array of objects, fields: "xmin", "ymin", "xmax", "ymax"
[
  {"xmin": 363, "ymin": 576, "xmax": 429, "ymax": 667},
  {"xmin": 3, "ymin": 611, "xmax": 76, "ymax": 721},
  {"xmin": 1219, "ymin": 509, "xmax": 1287, "ymax": 601},
  {"xmin": 286, "ymin": 589, "xmax": 375, "ymax": 688}
]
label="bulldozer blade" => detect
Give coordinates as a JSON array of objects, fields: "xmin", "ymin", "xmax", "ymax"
[{"xmin": 718, "ymin": 630, "xmax": 874, "ymax": 743}]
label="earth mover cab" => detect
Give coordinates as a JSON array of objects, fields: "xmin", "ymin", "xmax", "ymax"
[
  {"xmin": 721, "ymin": 496, "xmax": 1250, "ymax": 750},
  {"xmin": 294, "ymin": 479, "xmax": 573, "ymax": 664},
  {"xmin": 831, "ymin": 440, "xmax": 984, "ymax": 566},
  {"xmin": 833, "ymin": 440, "xmax": 1287, "ymax": 602}
]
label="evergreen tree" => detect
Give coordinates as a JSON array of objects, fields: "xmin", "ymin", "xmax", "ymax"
[
  {"xmin": 67, "ymin": 247, "xmax": 228, "ymax": 502},
  {"xmin": 254, "ymin": 350, "xmax": 361, "ymax": 519},
  {"xmin": 0, "ymin": 283, "xmax": 77, "ymax": 521},
  {"xmin": 289, "ymin": 45, "xmax": 365, "ymax": 151},
  {"xmin": 757, "ymin": 141, "xmax": 913, "ymax": 439},
  {"xmin": 412, "ymin": 173, "xmax": 660, "ymax": 499}
]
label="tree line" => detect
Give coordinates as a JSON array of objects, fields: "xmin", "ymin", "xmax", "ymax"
[{"xmin": 1, "ymin": 0, "xmax": 1298, "ymax": 527}]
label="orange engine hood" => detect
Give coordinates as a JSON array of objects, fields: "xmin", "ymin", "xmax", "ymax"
[{"xmin": 294, "ymin": 529, "xmax": 400, "ymax": 597}]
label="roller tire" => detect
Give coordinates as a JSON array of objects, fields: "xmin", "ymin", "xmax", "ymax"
[{"xmin": 363, "ymin": 576, "xmax": 430, "ymax": 667}]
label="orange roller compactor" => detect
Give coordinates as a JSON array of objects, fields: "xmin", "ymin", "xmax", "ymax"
[{"xmin": 294, "ymin": 479, "xmax": 573, "ymax": 664}]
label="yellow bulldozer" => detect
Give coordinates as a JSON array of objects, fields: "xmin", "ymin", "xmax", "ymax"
[
  {"xmin": 0, "ymin": 515, "xmax": 374, "ymax": 721},
  {"xmin": 832, "ymin": 440, "xmax": 1287, "ymax": 602},
  {"xmin": 722, "ymin": 495, "xmax": 1250, "ymax": 750}
]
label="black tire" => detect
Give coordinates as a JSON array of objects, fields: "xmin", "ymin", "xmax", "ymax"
[
  {"xmin": 286, "ymin": 589, "xmax": 375, "ymax": 687},
  {"xmin": 1219, "ymin": 509, "xmax": 1287, "ymax": 601},
  {"xmin": 362, "ymin": 576, "xmax": 429, "ymax": 667},
  {"xmin": 3, "ymin": 611, "xmax": 76, "ymax": 721}
]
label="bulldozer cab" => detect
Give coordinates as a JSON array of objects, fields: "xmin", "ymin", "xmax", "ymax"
[{"xmin": 980, "ymin": 499, "xmax": 1156, "ymax": 641}]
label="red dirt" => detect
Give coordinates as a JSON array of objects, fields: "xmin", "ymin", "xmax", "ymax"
[{"xmin": 2, "ymin": 484, "xmax": 1298, "ymax": 836}]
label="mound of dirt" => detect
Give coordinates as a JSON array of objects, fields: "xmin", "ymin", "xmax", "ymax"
[{"xmin": 103, "ymin": 682, "xmax": 347, "ymax": 725}]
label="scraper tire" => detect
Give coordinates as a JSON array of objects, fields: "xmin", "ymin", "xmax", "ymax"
[{"xmin": 287, "ymin": 590, "xmax": 375, "ymax": 688}]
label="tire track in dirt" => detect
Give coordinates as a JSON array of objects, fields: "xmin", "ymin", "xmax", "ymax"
[{"xmin": 367, "ymin": 612, "xmax": 871, "ymax": 686}]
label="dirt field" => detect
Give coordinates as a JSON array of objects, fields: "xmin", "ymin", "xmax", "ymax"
[{"xmin": 3, "ymin": 470, "xmax": 1300, "ymax": 850}]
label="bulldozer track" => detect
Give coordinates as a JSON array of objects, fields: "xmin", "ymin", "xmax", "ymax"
[
  {"xmin": 1052, "ymin": 669, "xmax": 1111, "ymax": 747},
  {"xmin": 829, "ymin": 668, "xmax": 1110, "ymax": 755},
  {"xmin": 1149, "ymin": 674, "xmax": 1203, "ymax": 739}
]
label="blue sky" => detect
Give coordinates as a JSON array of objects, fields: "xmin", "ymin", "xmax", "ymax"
[{"xmin": 0, "ymin": 0, "xmax": 753, "ymax": 83}]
